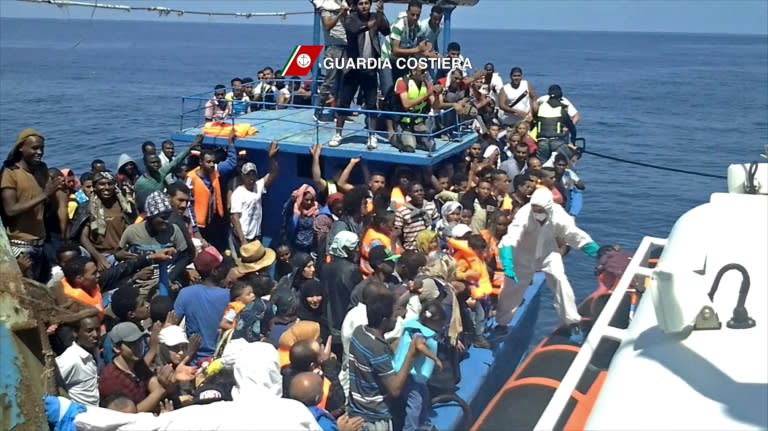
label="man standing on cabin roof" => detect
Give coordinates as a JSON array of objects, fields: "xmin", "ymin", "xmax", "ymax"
[
  {"xmin": 380, "ymin": 0, "xmax": 437, "ymax": 96},
  {"xmin": 315, "ymin": 0, "xmax": 349, "ymax": 110},
  {"xmin": 417, "ymin": 5, "xmax": 444, "ymax": 66},
  {"xmin": 329, "ymin": 0, "xmax": 390, "ymax": 150},
  {"xmin": 204, "ymin": 85, "xmax": 231, "ymax": 122},
  {"xmin": 497, "ymin": 188, "xmax": 600, "ymax": 344},
  {"xmin": 226, "ymin": 77, "xmax": 251, "ymax": 117},
  {"xmin": 1, "ymin": 129, "xmax": 62, "ymax": 283},
  {"xmin": 185, "ymin": 129, "xmax": 237, "ymax": 247},
  {"xmin": 497, "ymin": 67, "xmax": 538, "ymax": 127}
]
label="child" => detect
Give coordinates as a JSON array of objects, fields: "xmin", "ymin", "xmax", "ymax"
[
  {"xmin": 392, "ymin": 301, "xmax": 447, "ymax": 431},
  {"xmin": 450, "ymin": 234, "xmax": 492, "ymax": 348},
  {"xmin": 274, "ymin": 244, "xmax": 293, "ymax": 281},
  {"xmin": 220, "ymin": 280, "xmax": 256, "ymax": 331},
  {"xmin": 231, "ymin": 274, "xmax": 276, "ymax": 343}
]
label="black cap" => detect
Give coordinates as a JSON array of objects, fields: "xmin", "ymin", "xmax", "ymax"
[{"xmin": 548, "ymin": 85, "xmax": 562, "ymax": 99}]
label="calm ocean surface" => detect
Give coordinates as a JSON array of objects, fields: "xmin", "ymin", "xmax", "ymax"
[{"xmin": 1, "ymin": 18, "xmax": 767, "ymax": 344}]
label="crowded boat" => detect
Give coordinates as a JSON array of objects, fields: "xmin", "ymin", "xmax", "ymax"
[{"xmin": 1, "ymin": 1, "xmax": 603, "ymax": 430}]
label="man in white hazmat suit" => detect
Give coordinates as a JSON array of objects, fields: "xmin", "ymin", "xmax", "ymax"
[{"xmin": 497, "ymin": 188, "xmax": 600, "ymax": 343}]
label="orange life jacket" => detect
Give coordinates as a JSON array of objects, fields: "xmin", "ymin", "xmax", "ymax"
[
  {"xmin": 359, "ymin": 228, "xmax": 399, "ymax": 277},
  {"xmin": 60, "ymin": 278, "xmax": 104, "ymax": 319},
  {"xmin": 318, "ymin": 377, "xmax": 331, "ymax": 410},
  {"xmin": 480, "ymin": 230, "xmax": 504, "ymax": 295},
  {"xmin": 448, "ymin": 238, "xmax": 493, "ymax": 299},
  {"xmin": 202, "ymin": 121, "xmax": 258, "ymax": 138},
  {"xmin": 188, "ymin": 167, "xmax": 224, "ymax": 228},
  {"xmin": 390, "ymin": 187, "xmax": 406, "ymax": 210}
]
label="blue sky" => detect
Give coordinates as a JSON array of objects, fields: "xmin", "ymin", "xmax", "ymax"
[{"xmin": 1, "ymin": 0, "xmax": 766, "ymax": 35}]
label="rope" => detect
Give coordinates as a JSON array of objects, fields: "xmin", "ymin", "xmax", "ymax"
[
  {"xmin": 16, "ymin": 0, "xmax": 314, "ymax": 19},
  {"xmin": 583, "ymin": 149, "xmax": 727, "ymax": 180}
]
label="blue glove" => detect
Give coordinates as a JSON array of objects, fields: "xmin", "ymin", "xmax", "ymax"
[
  {"xmin": 581, "ymin": 241, "xmax": 600, "ymax": 258},
  {"xmin": 498, "ymin": 246, "xmax": 518, "ymax": 283}
]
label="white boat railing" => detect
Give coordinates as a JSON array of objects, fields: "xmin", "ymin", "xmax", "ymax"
[{"xmin": 534, "ymin": 235, "xmax": 668, "ymax": 431}]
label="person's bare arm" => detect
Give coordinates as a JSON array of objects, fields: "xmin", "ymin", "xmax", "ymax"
[
  {"xmin": 231, "ymin": 212, "xmax": 246, "ymax": 244},
  {"xmin": 80, "ymin": 225, "xmax": 109, "ymax": 271},
  {"xmin": 310, "ymin": 144, "xmax": 328, "ymax": 194},
  {"xmin": 262, "ymin": 141, "xmax": 280, "ymax": 188},
  {"xmin": 55, "ymin": 190, "xmax": 68, "ymax": 236},
  {"xmin": 337, "ymin": 158, "xmax": 360, "ymax": 193},
  {"xmin": 321, "ymin": 7, "xmax": 348, "ymax": 31},
  {"xmin": 381, "ymin": 338, "xmax": 421, "ymax": 397},
  {"xmin": 1, "ymin": 176, "xmax": 60, "ymax": 216}
]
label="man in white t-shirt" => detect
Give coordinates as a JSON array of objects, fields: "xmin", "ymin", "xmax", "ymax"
[{"xmin": 229, "ymin": 141, "xmax": 279, "ymax": 252}]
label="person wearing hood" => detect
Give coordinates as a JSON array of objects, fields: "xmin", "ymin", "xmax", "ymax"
[
  {"xmin": 497, "ymin": 188, "xmax": 600, "ymax": 343},
  {"xmin": 116, "ymin": 153, "xmax": 140, "ymax": 188},
  {"xmin": 321, "ymin": 230, "xmax": 362, "ymax": 347},
  {"xmin": 298, "ymin": 280, "xmax": 330, "ymax": 338},
  {"xmin": 270, "ymin": 252, "xmax": 318, "ymax": 343},
  {"xmin": 1, "ymin": 128, "xmax": 61, "ymax": 283},
  {"xmin": 534, "ymin": 84, "xmax": 579, "ymax": 163},
  {"xmin": 435, "ymin": 201, "xmax": 462, "ymax": 244}
]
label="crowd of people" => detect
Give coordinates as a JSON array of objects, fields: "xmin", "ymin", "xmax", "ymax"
[{"xmin": 2, "ymin": 2, "xmax": 603, "ymax": 431}]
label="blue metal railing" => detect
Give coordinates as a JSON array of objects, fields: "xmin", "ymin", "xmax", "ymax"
[{"xmin": 179, "ymin": 82, "xmax": 478, "ymax": 155}]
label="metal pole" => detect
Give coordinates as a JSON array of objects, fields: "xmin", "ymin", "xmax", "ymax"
[
  {"xmin": 310, "ymin": 10, "xmax": 322, "ymax": 107},
  {"xmin": 442, "ymin": 8, "xmax": 453, "ymax": 55}
]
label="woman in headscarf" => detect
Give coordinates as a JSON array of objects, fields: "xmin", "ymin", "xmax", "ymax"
[
  {"xmin": 415, "ymin": 230, "xmax": 440, "ymax": 258},
  {"xmin": 435, "ymin": 201, "xmax": 462, "ymax": 243},
  {"xmin": 283, "ymin": 184, "xmax": 320, "ymax": 254},
  {"xmin": 297, "ymin": 280, "xmax": 326, "ymax": 328},
  {"xmin": 420, "ymin": 252, "xmax": 465, "ymax": 348},
  {"xmin": 270, "ymin": 253, "xmax": 318, "ymax": 345},
  {"xmin": 321, "ymin": 230, "xmax": 362, "ymax": 349},
  {"xmin": 483, "ymin": 144, "xmax": 501, "ymax": 169}
]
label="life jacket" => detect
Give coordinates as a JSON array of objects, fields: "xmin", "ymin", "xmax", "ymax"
[
  {"xmin": 397, "ymin": 77, "xmax": 429, "ymax": 125},
  {"xmin": 188, "ymin": 167, "xmax": 224, "ymax": 228},
  {"xmin": 319, "ymin": 376, "xmax": 331, "ymax": 410},
  {"xmin": 447, "ymin": 238, "xmax": 492, "ymax": 299},
  {"xmin": 359, "ymin": 228, "xmax": 398, "ymax": 277},
  {"xmin": 390, "ymin": 187, "xmax": 406, "ymax": 210},
  {"xmin": 498, "ymin": 193, "xmax": 513, "ymax": 211},
  {"xmin": 60, "ymin": 278, "xmax": 104, "ymax": 319},
  {"xmin": 536, "ymin": 102, "xmax": 567, "ymax": 139},
  {"xmin": 480, "ymin": 230, "xmax": 504, "ymax": 296},
  {"xmin": 67, "ymin": 194, "xmax": 78, "ymax": 220},
  {"xmin": 202, "ymin": 121, "xmax": 258, "ymax": 138}
]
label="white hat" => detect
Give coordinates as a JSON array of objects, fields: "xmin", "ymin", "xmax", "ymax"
[
  {"xmin": 159, "ymin": 325, "xmax": 188, "ymax": 346},
  {"xmin": 451, "ymin": 224, "xmax": 472, "ymax": 238}
]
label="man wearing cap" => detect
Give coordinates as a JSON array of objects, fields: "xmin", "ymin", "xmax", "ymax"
[
  {"xmin": 174, "ymin": 249, "xmax": 232, "ymax": 362},
  {"xmin": 203, "ymin": 84, "xmax": 231, "ymax": 122},
  {"xmin": 99, "ymin": 322, "xmax": 174, "ymax": 412},
  {"xmin": 1, "ymin": 128, "xmax": 62, "ymax": 282},
  {"xmin": 350, "ymin": 244, "xmax": 401, "ymax": 307},
  {"xmin": 134, "ymin": 135, "xmax": 201, "ymax": 212},
  {"xmin": 229, "ymin": 141, "xmax": 279, "ymax": 254},
  {"xmin": 118, "ymin": 190, "xmax": 190, "ymax": 290},
  {"xmin": 534, "ymin": 84, "xmax": 579, "ymax": 162}
]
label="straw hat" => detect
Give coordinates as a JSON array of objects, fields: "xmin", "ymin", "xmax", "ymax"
[{"xmin": 237, "ymin": 240, "xmax": 276, "ymax": 274}]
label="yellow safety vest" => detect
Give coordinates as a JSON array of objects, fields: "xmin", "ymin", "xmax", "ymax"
[{"xmin": 398, "ymin": 78, "xmax": 429, "ymax": 125}]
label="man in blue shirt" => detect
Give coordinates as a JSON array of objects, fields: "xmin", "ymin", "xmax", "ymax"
[{"xmin": 173, "ymin": 249, "xmax": 232, "ymax": 362}]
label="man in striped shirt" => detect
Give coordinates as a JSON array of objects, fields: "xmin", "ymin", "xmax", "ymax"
[
  {"xmin": 347, "ymin": 283, "xmax": 425, "ymax": 430},
  {"xmin": 394, "ymin": 183, "xmax": 439, "ymax": 250},
  {"xmin": 380, "ymin": 0, "xmax": 437, "ymax": 94}
]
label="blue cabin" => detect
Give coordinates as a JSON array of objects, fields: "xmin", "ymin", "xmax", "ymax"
[{"xmin": 171, "ymin": 0, "xmax": 485, "ymax": 244}]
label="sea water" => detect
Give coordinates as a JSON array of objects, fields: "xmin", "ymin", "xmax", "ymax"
[{"xmin": 1, "ymin": 18, "xmax": 766, "ymax": 344}]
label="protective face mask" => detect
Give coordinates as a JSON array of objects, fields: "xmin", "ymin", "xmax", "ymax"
[{"xmin": 532, "ymin": 212, "xmax": 548, "ymax": 222}]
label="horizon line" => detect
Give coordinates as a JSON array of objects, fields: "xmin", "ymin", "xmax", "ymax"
[{"xmin": 0, "ymin": 16, "xmax": 765, "ymax": 37}]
